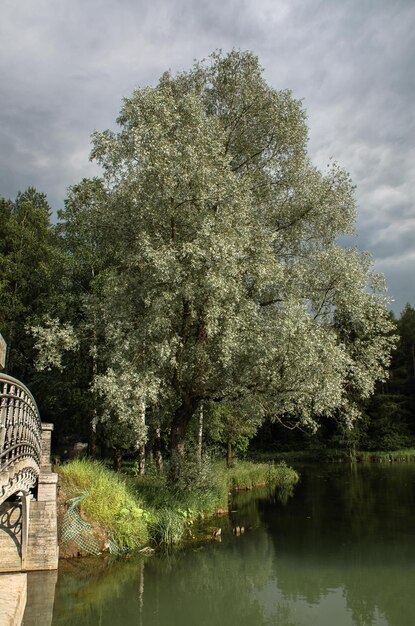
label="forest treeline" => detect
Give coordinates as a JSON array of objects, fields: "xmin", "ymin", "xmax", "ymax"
[{"xmin": 0, "ymin": 51, "xmax": 410, "ymax": 472}]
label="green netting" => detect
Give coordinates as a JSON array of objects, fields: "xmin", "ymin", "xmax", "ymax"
[
  {"xmin": 62, "ymin": 491, "xmax": 129, "ymax": 556},
  {"xmin": 107, "ymin": 536, "xmax": 125, "ymax": 556},
  {"xmin": 61, "ymin": 492, "xmax": 102, "ymax": 556}
]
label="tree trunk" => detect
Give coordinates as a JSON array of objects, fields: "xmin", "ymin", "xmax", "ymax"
[
  {"xmin": 137, "ymin": 401, "xmax": 146, "ymax": 475},
  {"xmin": 169, "ymin": 412, "xmax": 187, "ymax": 480},
  {"xmin": 197, "ymin": 402, "xmax": 204, "ymax": 464},
  {"xmin": 137, "ymin": 444, "xmax": 145, "ymax": 476},
  {"xmin": 226, "ymin": 440, "xmax": 233, "ymax": 468},
  {"xmin": 113, "ymin": 448, "xmax": 122, "ymax": 472},
  {"xmin": 89, "ymin": 325, "xmax": 98, "ymax": 458},
  {"xmin": 169, "ymin": 396, "xmax": 198, "ymax": 481},
  {"xmin": 89, "ymin": 419, "xmax": 97, "ymax": 458},
  {"xmin": 154, "ymin": 425, "xmax": 163, "ymax": 474}
]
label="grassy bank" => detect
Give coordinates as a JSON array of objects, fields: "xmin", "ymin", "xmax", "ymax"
[
  {"xmin": 353, "ymin": 448, "xmax": 415, "ymax": 463},
  {"xmin": 58, "ymin": 459, "xmax": 151, "ymax": 551},
  {"xmin": 250, "ymin": 448, "xmax": 415, "ymax": 464},
  {"xmin": 249, "ymin": 449, "xmax": 350, "ymax": 463},
  {"xmin": 57, "ymin": 458, "xmax": 299, "ymax": 553}
]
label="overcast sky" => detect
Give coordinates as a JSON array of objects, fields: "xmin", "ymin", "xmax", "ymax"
[{"xmin": 0, "ymin": 0, "xmax": 413, "ymax": 314}]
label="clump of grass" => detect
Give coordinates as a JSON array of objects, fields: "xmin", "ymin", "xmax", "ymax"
[
  {"xmin": 58, "ymin": 459, "xmax": 150, "ymax": 550},
  {"xmin": 227, "ymin": 460, "xmax": 299, "ymax": 491},
  {"xmin": 356, "ymin": 448, "xmax": 415, "ymax": 463},
  {"xmin": 149, "ymin": 508, "xmax": 187, "ymax": 545}
]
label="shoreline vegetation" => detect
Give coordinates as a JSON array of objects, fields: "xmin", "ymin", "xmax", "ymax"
[
  {"xmin": 250, "ymin": 448, "xmax": 415, "ymax": 464},
  {"xmin": 57, "ymin": 458, "xmax": 299, "ymax": 556},
  {"xmin": 57, "ymin": 447, "xmax": 415, "ymax": 559}
]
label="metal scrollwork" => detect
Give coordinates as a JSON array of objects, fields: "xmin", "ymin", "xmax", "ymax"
[
  {"xmin": 0, "ymin": 373, "xmax": 42, "ymax": 506},
  {"xmin": 0, "ymin": 500, "xmax": 22, "ymax": 552},
  {"xmin": 1, "ymin": 501, "xmax": 22, "ymax": 533}
]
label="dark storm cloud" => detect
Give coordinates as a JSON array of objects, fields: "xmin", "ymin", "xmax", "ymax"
[{"xmin": 0, "ymin": 0, "xmax": 413, "ymax": 311}]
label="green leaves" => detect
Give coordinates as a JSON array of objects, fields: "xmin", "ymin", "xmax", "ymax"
[
  {"xmin": 0, "ymin": 187, "xmax": 61, "ymax": 378},
  {"xmin": 49, "ymin": 50, "xmax": 396, "ymax": 454}
]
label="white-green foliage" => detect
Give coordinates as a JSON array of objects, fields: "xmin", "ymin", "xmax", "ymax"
[
  {"xmin": 29, "ymin": 316, "xmax": 79, "ymax": 371},
  {"xmin": 47, "ymin": 51, "xmax": 396, "ymax": 443},
  {"xmin": 93, "ymin": 364, "xmax": 157, "ymax": 449}
]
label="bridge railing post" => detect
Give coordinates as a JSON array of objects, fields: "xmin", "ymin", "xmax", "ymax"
[
  {"xmin": 40, "ymin": 423, "xmax": 53, "ymax": 472},
  {"xmin": 36, "ymin": 423, "xmax": 58, "ymax": 506}
]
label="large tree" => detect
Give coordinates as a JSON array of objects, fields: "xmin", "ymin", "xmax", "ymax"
[{"xmin": 65, "ymin": 50, "xmax": 394, "ymax": 470}]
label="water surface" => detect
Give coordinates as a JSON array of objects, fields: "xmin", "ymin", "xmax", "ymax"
[{"xmin": 25, "ymin": 463, "xmax": 415, "ymax": 626}]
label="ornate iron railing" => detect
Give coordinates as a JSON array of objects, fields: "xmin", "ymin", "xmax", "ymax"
[{"xmin": 0, "ymin": 373, "xmax": 42, "ymax": 505}]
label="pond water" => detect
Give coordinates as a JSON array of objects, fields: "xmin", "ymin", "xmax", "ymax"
[{"xmin": 24, "ymin": 463, "xmax": 415, "ymax": 626}]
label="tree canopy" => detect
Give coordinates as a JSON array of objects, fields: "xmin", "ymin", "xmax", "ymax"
[
  {"xmin": 64, "ymin": 50, "xmax": 394, "ymax": 466},
  {"xmin": 0, "ymin": 187, "xmax": 60, "ymax": 377}
]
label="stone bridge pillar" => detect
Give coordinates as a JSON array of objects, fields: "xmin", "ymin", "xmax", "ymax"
[{"xmin": 24, "ymin": 424, "xmax": 59, "ymax": 571}]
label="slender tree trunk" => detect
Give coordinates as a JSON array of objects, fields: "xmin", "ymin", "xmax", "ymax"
[
  {"xmin": 89, "ymin": 325, "xmax": 98, "ymax": 458},
  {"xmin": 154, "ymin": 424, "xmax": 163, "ymax": 474},
  {"xmin": 197, "ymin": 402, "xmax": 204, "ymax": 464},
  {"xmin": 169, "ymin": 396, "xmax": 198, "ymax": 481},
  {"xmin": 137, "ymin": 401, "xmax": 146, "ymax": 476},
  {"xmin": 138, "ymin": 444, "xmax": 145, "ymax": 476},
  {"xmin": 169, "ymin": 411, "xmax": 187, "ymax": 479},
  {"xmin": 226, "ymin": 440, "xmax": 233, "ymax": 468},
  {"xmin": 113, "ymin": 448, "xmax": 122, "ymax": 471},
  {"xmin": 89, "ymin": 419, "xmax": 97, "ymax": 458}
]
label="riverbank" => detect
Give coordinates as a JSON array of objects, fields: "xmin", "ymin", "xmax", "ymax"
[
  {"xmin": 57, "ymin": 458, "xmax": 299, "ymax": 556},
  {"xmin": 48, "ymin": 462, "xmax": 415, "ymax": 626},
  {"xmin": 250, "ymin": 447, "xmax": 415, "ymax": 464}
]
